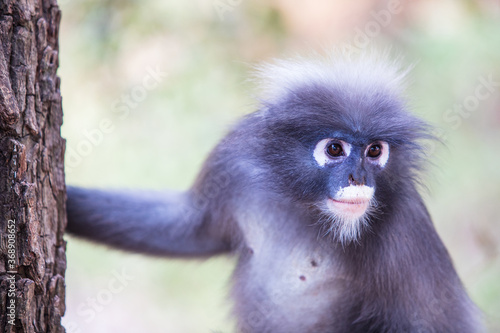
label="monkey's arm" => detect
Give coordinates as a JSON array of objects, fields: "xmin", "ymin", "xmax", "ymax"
[{"xmin": 65, "ymin": 186, "xmax": 232, "ymax": 257}]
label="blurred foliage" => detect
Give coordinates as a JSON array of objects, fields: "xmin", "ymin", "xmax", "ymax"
[{"xmin": 60, "ymin": 0, "xmax": 500, "ymax": 332}]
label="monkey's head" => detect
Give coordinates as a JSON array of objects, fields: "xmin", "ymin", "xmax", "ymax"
[{"xmin": 253, "ymin": 52, "xmax": 431, "ymax": 244}]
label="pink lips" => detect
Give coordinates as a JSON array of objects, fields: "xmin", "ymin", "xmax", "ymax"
[{"xmin": 327, "ymin": 198, "xmax": 370, "ymax": 218}]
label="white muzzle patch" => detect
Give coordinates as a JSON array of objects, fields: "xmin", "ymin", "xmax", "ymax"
[{"xmin": 321, "ymin": 185, "xmax": 376, "ymax": 244}]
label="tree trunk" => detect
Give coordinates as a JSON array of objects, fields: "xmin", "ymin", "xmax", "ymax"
[{"xmin": 0, "ymin": 0, "xmax": 66, "ymax": 332}]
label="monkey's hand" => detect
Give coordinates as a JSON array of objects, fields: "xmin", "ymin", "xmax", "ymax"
[{"xmin": 66, "ymin": 186, "xmax": 232, "ymax": 257}]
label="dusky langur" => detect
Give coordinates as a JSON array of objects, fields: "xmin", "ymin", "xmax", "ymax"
[{"xmin": 66, "ymin": 52, "xmax": 483, "ymax": 333}]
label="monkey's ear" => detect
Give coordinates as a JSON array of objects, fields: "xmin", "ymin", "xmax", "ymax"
[{"xmin": 66, "ymin": 186, "xmax": 231, "ymax": 257}]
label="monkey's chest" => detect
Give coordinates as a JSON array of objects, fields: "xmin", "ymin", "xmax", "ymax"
[{"xmin": 234, "ymin": 242, "xmax": 344, "ymax": 332}]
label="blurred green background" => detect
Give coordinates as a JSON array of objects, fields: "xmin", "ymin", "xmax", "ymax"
[{"xmin": 60, "ymin": 0, "xmax": 500, "ymax": 332}]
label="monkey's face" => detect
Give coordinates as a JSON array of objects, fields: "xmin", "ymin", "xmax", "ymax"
[
  {"xmin": 311, "ymin": 137, "xmax": 390, "ymax": 244},
  {"xmin": 258, "ymin": 83, "xmax": 427, "ymax": 244}
]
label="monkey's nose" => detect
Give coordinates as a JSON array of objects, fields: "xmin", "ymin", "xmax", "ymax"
[{"xmin": 348, "ymin": 174, "xmax": 365, "ymax": 186}]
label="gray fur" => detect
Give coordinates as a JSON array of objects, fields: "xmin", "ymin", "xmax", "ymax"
[{"xmin": 66, "ymin": 52, "xmax": 483, "ymax": 332}]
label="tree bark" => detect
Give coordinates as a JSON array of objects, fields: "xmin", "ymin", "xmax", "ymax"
[{"xmin": 0, "ymin": 0, "xmax": 66, "ymax": 332}]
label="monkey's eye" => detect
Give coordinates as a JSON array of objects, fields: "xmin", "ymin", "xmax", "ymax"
[
  {"xmin": 364, "ymin": 141, "xmax": 390, "ymax": 167},
  {"xmin": 326, "ymin": 142, "xmax": 344, "ymax": 157},
  {"xmin": 313, "ymin": 139, "xmax": 351, "ymax": 167},
  {"xmin": 367, "ymin": 144, "xmax": 382, "ymax": 158}
]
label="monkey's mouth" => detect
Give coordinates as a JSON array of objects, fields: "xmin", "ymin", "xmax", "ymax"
[{"xmin": 327, "ymin": 198, "xmax": 370, "ymax": 219}]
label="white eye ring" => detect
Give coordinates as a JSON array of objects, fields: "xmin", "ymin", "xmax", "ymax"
[
  {"xmin": 313, "ymin": 139, "xmax": 351, "ymax": 167},
  {"xmin": 364, "ymin": 141, "xmax": 390, "ymax": 167}
]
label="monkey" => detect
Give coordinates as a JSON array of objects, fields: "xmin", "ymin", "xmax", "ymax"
[{"xmin": 66, "ymin": 52, "xmax": 483, "ymax": 333}]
